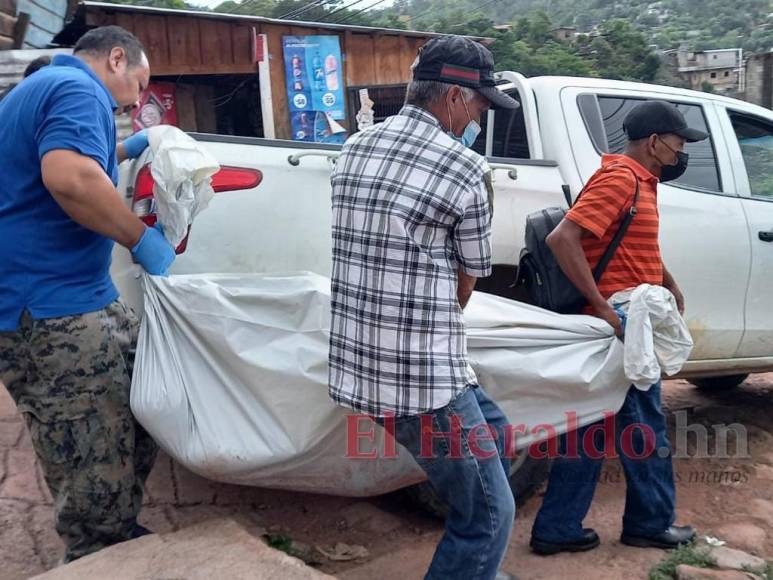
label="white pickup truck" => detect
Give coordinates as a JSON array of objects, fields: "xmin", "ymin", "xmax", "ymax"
[
  {"xmin": 112, "ymin": 72, "xmax": 773, "ymax": 506},
  {"xmin": 115, "ymin": 72, "xmax": 773, "ymax": 387}
]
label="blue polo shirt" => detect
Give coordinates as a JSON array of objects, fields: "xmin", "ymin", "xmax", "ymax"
[{"xmin": 0, "ymin": 54, "xmax": 120, "ymax": 331}]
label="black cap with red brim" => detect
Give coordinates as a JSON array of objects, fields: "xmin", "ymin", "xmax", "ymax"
[{"xmin": 412, "ymin": 36, "xmax": 520, "ymax": 110}]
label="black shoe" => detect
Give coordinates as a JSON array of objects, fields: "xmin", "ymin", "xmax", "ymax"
[
  {"xmin": 129, "ymin": 524, "xmax": 154, "ymax": 539},
  {"xmin": 620, "ymin": 525, "xmax": 696, "ymax": 549},
  {"xmin": 530, "ymin": 528, "xmax": 601, "ymax": 555}
]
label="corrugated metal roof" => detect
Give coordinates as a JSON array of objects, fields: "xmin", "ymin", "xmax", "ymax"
[{"xmin": 53, "ymin": 1, "xmax": 488, "ymax": 45}]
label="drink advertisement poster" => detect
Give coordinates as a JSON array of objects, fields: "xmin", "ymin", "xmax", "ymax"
[
  {"xmin": 283, "ymin": 35, "xmax": 348, "ymax": 143},
  {"xmin": 131, "ymin": 81, "xmax": 177, "ymax": 132}
]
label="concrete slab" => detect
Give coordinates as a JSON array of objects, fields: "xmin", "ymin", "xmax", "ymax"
[{"xmin": 31, "ymin": 518, "xmax": 336, "ymax": 580}]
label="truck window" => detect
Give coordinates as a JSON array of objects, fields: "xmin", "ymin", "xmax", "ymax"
[
  {"xmin": 578, "ymin": 95, "xmax": 721, "ymax": 192},
  {"xmin": 471, "ymin": 89, "xmax": 529, "ymax": 159},
  {"xmin": 729, "ymin": 112, "xmax": 773, "ymax": 200},
  {"xmin": 345, "ymin": 85, "xmax": 527, "ymax": 160},
  {"xmin": 346, "ymin": 85, "xmax": 407, "ymax": 131}
]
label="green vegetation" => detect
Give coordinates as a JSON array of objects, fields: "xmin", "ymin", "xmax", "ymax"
[
  {"xmin": 400, "ymin": 0, "xmax": 773, "ymax": 54},
  {"xmin": 266, "ymin": 532, "xmax": 293, "ymax": 553},
  {"xmin": 109, "ymin": 0, "xmax": 190, "ymax": 8},
  {"xmin": 106, "ymin": 0, "xmax": 773, "ymax": 83},
  {"xmin": 648, "ymin": 542, "xmax": 713, "ymax": 580},
  {"xmin": 764, "ymin": 562, "xmax": 773, "ymax": 579}
]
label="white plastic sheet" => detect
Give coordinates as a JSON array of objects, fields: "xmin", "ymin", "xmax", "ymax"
[
  {"xmin": 609, "ymin": 284, "xmax": 693, "ymax": 390},
  {"xmin": 145, "ymin": 125, "xmax": 220, "ymax": 246},
  {"xmin": 131, "ymin": 272, "xmax": 632, "ymax": 496}
]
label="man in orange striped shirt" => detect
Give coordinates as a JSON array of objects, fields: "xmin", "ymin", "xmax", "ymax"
[{"xmin": 530, "ymin": 101, "xmax": 707, "ymax": 555}]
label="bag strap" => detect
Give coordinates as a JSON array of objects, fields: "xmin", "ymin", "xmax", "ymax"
[{"xmin": 591, "ymin": 165, "xmax": 640, "ymax": 282}]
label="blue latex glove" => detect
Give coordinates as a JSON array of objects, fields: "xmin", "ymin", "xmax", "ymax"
[
  {"xmin": 122, "ymin": 129, "xmax": 149, "ymax": 159},
  {"xmin": 131, "ymin": 224, "xmax": 175, "ymax": 276}
]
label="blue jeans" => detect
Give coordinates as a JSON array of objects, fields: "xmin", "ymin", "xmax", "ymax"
[
  {"xmin": 384, "ymin": 386, "xmax": 515, "ymax": 580},
  {"xmin": 532, "ymin": 381, "xmax": 676, "ymax": 543}
]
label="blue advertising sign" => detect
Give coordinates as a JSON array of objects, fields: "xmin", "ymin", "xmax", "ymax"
[
  {"xmin": 283, "ymin": 35, "xmax": 348, "ymax": 143},
  {"xmin": 283, "ymin": 35, "xmax": 346, "ymax": 120},
  {"xmin": 289, "ymin": 111, "xmax": 348, "ymax": 144}
]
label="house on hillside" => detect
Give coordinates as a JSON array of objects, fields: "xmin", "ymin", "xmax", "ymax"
[
  {"xmin": 551, "ymin": 26, "xmax": 577, "ymax": 42},
  {"xmin": 663, "ymin": 47, "xmax": 744, "ymax": 96},
  {"xmin": 745, "ymin": 50, "xmax": 773, "ymax": 109}
]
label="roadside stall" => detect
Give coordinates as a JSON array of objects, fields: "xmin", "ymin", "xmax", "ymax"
[{"xmin": 54, "ymin": 1, "xmax": 459, "ymax": 142}]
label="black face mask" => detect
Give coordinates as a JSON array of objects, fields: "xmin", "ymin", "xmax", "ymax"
[
  {"xmin": 657, "ymin": 137, "xmax": 689, "ymax": 182},
  {"xmin": 660, "ymin": 150, "xmax": 689, "ymax": 182}
]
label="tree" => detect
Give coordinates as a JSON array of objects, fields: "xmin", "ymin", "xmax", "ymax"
[
  {"xmin": 211, "ymin": 0, "xmax": 392, "ymax": 25},
  {"xmin": 391, "ymin": 0, "xmax": 770, "ymax": 54},
  {"xmin": 531, "ymin": 42, "xmax": 596, "ymax": 77},
  {"xmin": 525, "ymin": 11, "xmax": 553, "ymax": 46},
  {"xmin": 368, "ymin": 13, "xmax": 409, "ymax": 30},
  {"xmin": 583, "ymin": 19, "xmax": 660, "ymax": 82},
  {"xmin": 511, "ymin": 12, "xmax": 552, "ymax": 47},
  {"xmin": 271, "ymin": 0, "xmax": 344, "ymax": 20},
  {"xmin": 111, "ymin": 0, "xmax": 190, "ymax": 8},
  {"xmin": 213, "ymin": 0, "xmax": 276, "ymax": 15}
]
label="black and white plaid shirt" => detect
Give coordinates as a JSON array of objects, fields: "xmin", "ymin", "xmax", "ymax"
[{"xmin": 328, "ymin": 105, "xmax": 492, "ymax": 417}]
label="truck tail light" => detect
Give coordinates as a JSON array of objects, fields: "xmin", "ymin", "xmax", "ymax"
[{"xmin": 131, "ymin": 164, "xmax": 263, "ymax": 254}]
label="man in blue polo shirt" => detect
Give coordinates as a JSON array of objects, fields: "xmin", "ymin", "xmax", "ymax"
[{"xmin": 0, "ymin": 26, "xmax": 175, "ymax": 562}]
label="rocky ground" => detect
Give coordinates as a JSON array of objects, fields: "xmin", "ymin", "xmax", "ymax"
[{"xmin": 1, "ymin": 374, "xmax": 772, "ymax": 579}]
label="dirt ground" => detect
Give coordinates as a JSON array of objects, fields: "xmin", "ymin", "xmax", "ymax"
[{"xmin": 1, "ymin": 374, "xmax": 772, "ymax": 580}]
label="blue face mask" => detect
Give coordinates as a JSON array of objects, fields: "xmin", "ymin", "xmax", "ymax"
[
  {"xmin": 459, "ymin": 119, "xmax": 482, "ymax": 148},
  {"xmin": 447, "ymin": 91, "xmax": 482, "ymax": 148}
]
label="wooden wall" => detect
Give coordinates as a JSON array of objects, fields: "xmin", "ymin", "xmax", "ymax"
[
  {"xmin": 0, "ymin": 0, "xmax": 30, "ymax": 50},
  {"xmin": 16, "ymin": 0, "xmax": 68, "ymax": 49},
  {"xmin": 264, "ymin": 25, "xmax": 427, "ymax": 139},
  {"xmin": 86, "ymin": 10, "xmax": 256, "ymax": 75},
  {"xmin": 84, "ymin": 8, "xmax": 429, "ymax": 139}
]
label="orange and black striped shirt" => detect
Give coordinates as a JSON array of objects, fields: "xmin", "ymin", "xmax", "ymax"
[{"xmin": 565, "ymin": 154, "xmax": 663, "ymax": 301}]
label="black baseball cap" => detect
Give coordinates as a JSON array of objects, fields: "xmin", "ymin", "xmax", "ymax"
[
  {"xmin": 413, "ymin": 36, "xmax": 520, "ymax": 110},
  {"xmin": 623, "ymin": 100, "xmax": 708, "ymax": 142}
]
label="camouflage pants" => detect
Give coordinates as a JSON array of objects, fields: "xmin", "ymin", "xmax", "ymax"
[{"xmin": 0, "ymin": 300, "xmax": 158, "ymax": 563}]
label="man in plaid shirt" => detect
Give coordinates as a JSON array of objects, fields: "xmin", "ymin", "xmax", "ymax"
[{"xmin": 329, "ymin": 36, "xmax": 520, "ymax": 580}]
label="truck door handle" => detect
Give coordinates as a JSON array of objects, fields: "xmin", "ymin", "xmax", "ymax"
[
  {"xmin": 287, "ymin": 151, "xmax": 339, "ymax": 167},
  {"xmin": 487, "ymin": 163, "xmax": 518, "ymax": 181},
  {"xmin": 759, "ymin": 230, "xmax": 773, "ymax": 242}
]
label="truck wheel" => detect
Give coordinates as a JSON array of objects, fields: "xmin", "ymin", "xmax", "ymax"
[
  {"xmin": 403, "ymin": 454, "xmax": 551, "ymax": 519},
  {"xmin": 689, "ymin": 374, "xmax": 749, "ymax": 391}
]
